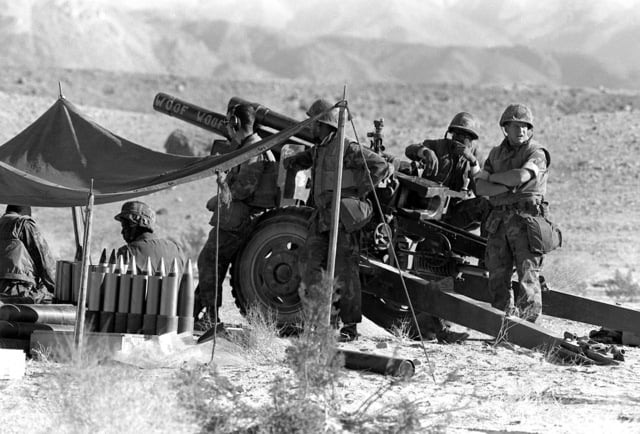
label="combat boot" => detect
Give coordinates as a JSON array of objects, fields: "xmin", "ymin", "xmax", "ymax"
[{"xmin": 339, "ymin": 323, "xmax": 359, "ymax": 342}]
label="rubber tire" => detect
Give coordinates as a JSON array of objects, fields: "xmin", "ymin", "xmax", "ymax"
[{"xmin": 230, "ymin": 206, "xmax": 313, "ymax": 326}]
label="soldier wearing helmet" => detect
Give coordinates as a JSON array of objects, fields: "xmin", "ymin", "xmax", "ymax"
[
  {"xmin": 406, "ymin": 111, "xmax": 481, "ymax": 190},
  {"xmin": 403, "ymin": 112, "xmax": 491, "ymax": 344},
  {"xmin": 405, "ymin": 112, "xmax": 489, "ymax": 232},
  {"xmin": 476, "ymin": 104, "xmax": 558, "ymax": 322},
  {"xmin": 283, "ymin": 98, "xmax": 390, "ymax": 342},
  {"xmin": 196, "ymin": 103, "xmax": 277, "ymax": 333},
  {"xmin": 115, "ymin": 200, "xmax": 185, "ymax": 273}
]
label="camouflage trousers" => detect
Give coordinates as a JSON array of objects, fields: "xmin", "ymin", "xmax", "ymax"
[
  {"xmin": 484, "ymin": 210, "xmax": 544, "ymax": 322},
  {"xmin": 196, "ymin": 221, "xmax": 256, "ymax": 310},
  {"xmin": 298, "ymin": 220, "xmax": 362, "ymax": 325},
  {"xmin": 0, "ymin": 279, "xmax": 52, "ymax": 304}
]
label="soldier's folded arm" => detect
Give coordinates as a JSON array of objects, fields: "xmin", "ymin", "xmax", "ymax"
[
  {"xmin": 475, "ymin": 177, "xmax": 510, "ymax": 196},
  {"xmin": 488, "ymin": 168, "xmax": 534, "ymax": 186}
]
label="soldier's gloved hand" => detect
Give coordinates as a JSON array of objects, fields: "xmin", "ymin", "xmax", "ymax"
[
  {"xmin": 453, "ymin": 139, "xmax": 476, "ymax": 163},
  {"xmin": 418, "ymin": 147, "xmax": 438, "ymax": 177}
]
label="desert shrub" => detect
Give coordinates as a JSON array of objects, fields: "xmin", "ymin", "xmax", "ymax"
[
  {"xmin": 604, "ymin": 269, "xmax": 640, "ymax": 301},
  {"xmin": 230, "ymin": 305, "xmax": 288, "ymax": 363}
]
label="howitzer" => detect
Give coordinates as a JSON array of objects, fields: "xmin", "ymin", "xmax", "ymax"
[{"xmin": 154, "ymin": 93, "xmax": 640, "ymax": 365}]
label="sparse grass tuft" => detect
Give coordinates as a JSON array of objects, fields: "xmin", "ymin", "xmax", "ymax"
[
  {"xmin": 389, "ymin": 319, "xmax": 415, "ymax": 345},
  {"xmin": 230, "ymin": 304, "xmax": 288, "ymax": 363}
]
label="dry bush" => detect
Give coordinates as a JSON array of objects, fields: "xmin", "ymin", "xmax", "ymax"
[
  {"xmin": 604, "ymin": 269, "xmax": 640, "ymax": 301},
  {"xmin": 229, "ymin": 305, "xmax": 288, "ymax": 364}
]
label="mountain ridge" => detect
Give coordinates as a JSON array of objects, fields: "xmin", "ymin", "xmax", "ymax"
[{"xmin": 0, "ymin": 0, "xmax": 637, "ymax": 89}]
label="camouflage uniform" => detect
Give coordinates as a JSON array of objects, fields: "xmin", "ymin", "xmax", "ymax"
[
  {"xmin": 483, "ymin": 137, "xmax": 549, "ymax": 321},
  {"xmin": 197, "ymin": 133, "xmax": 275, "ymax": 311},
  {"xmin": 114, "ymin": 201, "xmax": 185, "ymax": 274},
  {"xmin": 0, "ymin": 211, "xmax": 56, "ymax": 303},
  {"xmin": 406, "ymin": 139, "xmax": 490, "ymax": 230},
  {"xmin": 116, "ymin": 232, "xmax": 185, "ymax": 273},
  {"xmin": 290, "ymin": 131, "xmax": 389, "ymax": 326}
]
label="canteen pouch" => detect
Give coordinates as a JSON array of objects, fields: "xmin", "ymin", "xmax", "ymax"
[{"xmin": 524, "ymin": 215, "xmax": 562, "ymax": 254}]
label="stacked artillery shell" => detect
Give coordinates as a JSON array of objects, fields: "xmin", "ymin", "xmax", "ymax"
[
  {"xmin": 107, "ymin": 249, "xmax": 117, "ymax": 273},
  {"xmin": 0, "ymin": 304, "xmax": 77, "ymax": 325},
  {"xmin": 157, "ymin": 258, "xmax": 180, "ymax": 334},
  {"xmin": 0, "ymin": 304, "xmax": 77, "ymax": 351},
  {"xmin": 177, "ymin": 259, "xmax": 195, "ymax": 334},
  {"xmin": 0, "ymin": 320, "xmax": 75, "ymax": 339},
  {"xmin": 114, "ymin": 256, "xmax": 131, "ymax": 333},
  {"xmin": 71, "ymin": 261, "xmax": 83, "ymax": 304},
  {"xmin": 86, "ymin": 249, "xmax": 108, "ymax": 331},
  {"xmin": 98, "ymin": 252, "xmax": 121, "ymax": 333},
  {"xmin": 127, "ymin": 256, "xmax": 147, "ymax": 333},
  {"xmin": 142, "ymin": 257, "xmax": 161, "ymax": 335},
  {"xmin": 54, "ymin": 260, "xmax": 73, "ymax": 303}
]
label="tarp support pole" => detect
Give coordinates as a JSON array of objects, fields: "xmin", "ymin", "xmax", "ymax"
[
  {"xmin": 73, "ymin": 181, "xmax": 94, "ymax": 357},
  {"xmin": 71, "ymin": 207, "xmax": 84, "ymax": 261},
  {"xmin": 325, "ymin": 86, "xmax": 348, "ymax": 328}
]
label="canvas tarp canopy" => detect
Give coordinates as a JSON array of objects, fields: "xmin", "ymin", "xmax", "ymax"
[{"xmin": 0, "ymin": 97, "xmax": 314, "ymax": 207}]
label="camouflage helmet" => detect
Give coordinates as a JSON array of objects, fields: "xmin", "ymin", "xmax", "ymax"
[
  {"xmin": 499, "ymin": 104, "xmax": 534, "ymax": 129},
  {"xmin": 447, "ymin": 112, "xmax": 479, "ymax": 140},
  {"xmin": 114, "ymin": 201, "xmax": 156, "ymax": 231},
  {"xmin": 306, "ymin": 99, "xmax": 338, "ymax": 129}
]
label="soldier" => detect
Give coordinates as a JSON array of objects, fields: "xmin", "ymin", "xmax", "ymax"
[
  {"xmin": 283, "ymin": 99, "xmax": 390, "ymax": 342},
  {"xmin": 405, "ymin": 112, "xmax": 490, "ymax": 230},
  {"xmin": 115, "ymin": 200, "xmax": 185, "ymax": 272},
  {"xmin": 196, "ymin": 103, "xmax": 277, "ymax": 330},
  {"xmin": 0, "ymin": 205, "xmax": 56, "ymax": 303},
  {"xmin": 476, "ymin": 104, "xmax": 555, "ymax": 322}
]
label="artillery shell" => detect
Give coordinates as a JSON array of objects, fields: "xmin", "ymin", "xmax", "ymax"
[{"xmin": 177, "ymin": 258, "xmax": 195, "ymax": 334}]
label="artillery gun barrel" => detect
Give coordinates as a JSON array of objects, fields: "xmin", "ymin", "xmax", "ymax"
[
  {"xmin": 153, "ymin": 92, "xmax": 229, "ymax": 137},
  {"xmin": 153, "ymin": 93, "xmax": 314, "ymax": 150}
]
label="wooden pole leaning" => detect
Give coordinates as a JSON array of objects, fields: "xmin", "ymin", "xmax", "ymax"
[
  {"xmin": 73, "ymin": 180, "xmax": 95, "ymax": 357},
  {"xmin": 324, "ymin": 87, "xmax": 348, "ymax": 328}
]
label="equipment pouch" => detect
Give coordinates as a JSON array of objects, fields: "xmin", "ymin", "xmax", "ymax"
[
  {"xmin": 524, "ymin": 215, "xmax": 562, "ymax": 254},
  {"xmin": 248, "ymin": 161, "xmax": 279, "ymax": 209},
  {"xmin": 339, "ymin": 197, "xmax": 373, "ymax": 233},
  {"xmin": 212, "ymin": 201, "xmax": 251, "ymax": 231}
]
